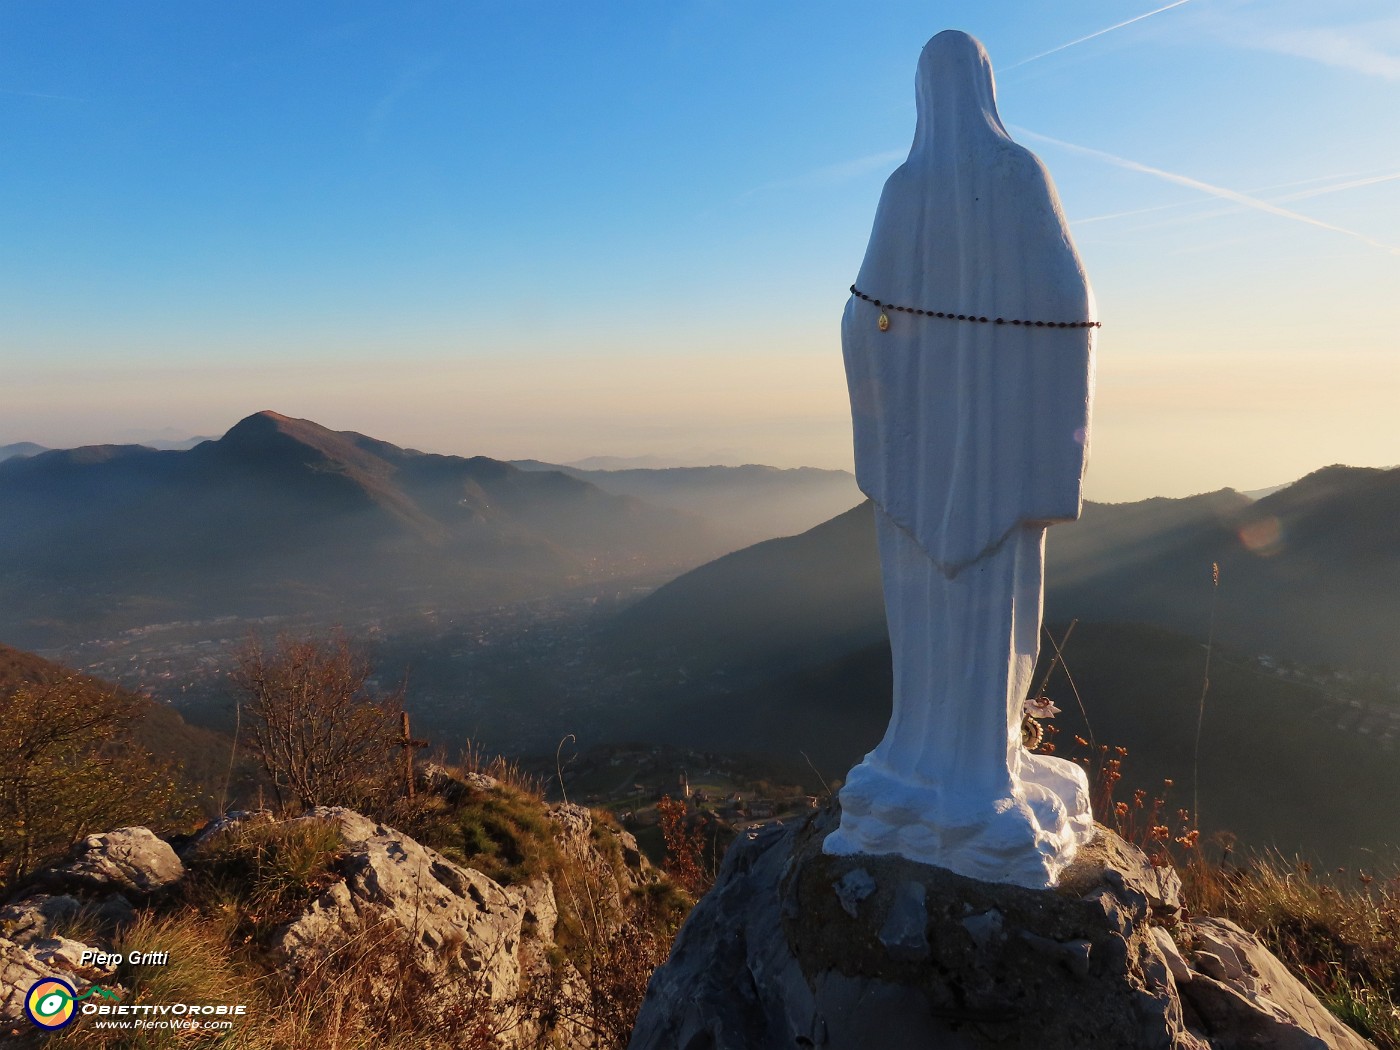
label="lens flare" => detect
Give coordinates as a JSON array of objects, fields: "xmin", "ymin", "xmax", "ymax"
[{"xmin": 1238, "ymin": 515, "xmax": 1283, "ymax": 556}]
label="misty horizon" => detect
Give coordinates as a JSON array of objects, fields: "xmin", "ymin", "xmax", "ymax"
[{"xmin": 6, "ymin": 407, "xmax": 1393, "ymax": 504}]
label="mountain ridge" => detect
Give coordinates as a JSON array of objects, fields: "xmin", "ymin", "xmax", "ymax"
[
  {"xmin": 0, "ymin": 411, "xmax": 720, "ymax": 645},
  {"xmin": 511, "ymin": 458, "xmax": 862, "ymax": 547},
  {"xmin": 599, "ymin": 464, "xmax": 1400, "ymax": 694}
]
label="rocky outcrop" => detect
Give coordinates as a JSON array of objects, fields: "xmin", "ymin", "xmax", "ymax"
[
  {"xmin": 269, "ymin": 807, "xmax": 529, "ymax": 1005},
  {"xmin": 0, "ymin": 891, "xmax": 135, "ymax": 945},
  {"xmin": 1166, "ymin": 918, "xmax": 1371, "ymax": 1050},
  {"xmin": 0, "ymin": 780, "xmax": 656, "ymax": 1044},
  {"xmin": 0, "ymin": 893, "xmax": 130, "ymax": 1033},
  {"xmin": 0, "ymin": 827, "xmax": 178, "ymax": 1032},
  {"xmin": 630, "ymin": 806, "xmax": 1373, "ymax": 1050},
  {"xmin": 39, "ymin": 826, "xmax": 184, "ymax": 898},
  {"xmin": 0, "ymin": 934, "xmax": 112, "ymax": 1035},
  {"xmin": 551, "ymin": 801, "xmax": 648, "ymax": 890},
  {"xmin": 417, "ymin": 763, "xmax": 500, "ymax": 803},
  {"xmin": 256, "ymin": 798, "xmax": 650, "ymax": 1046}
]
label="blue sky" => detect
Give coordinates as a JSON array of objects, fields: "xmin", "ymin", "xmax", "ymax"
[{"xmin": 3, "ymin": 1, "xmax": 1397, "ymax": 499}]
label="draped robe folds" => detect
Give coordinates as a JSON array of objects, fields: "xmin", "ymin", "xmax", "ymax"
[{"xmin": 822, "ymin": 30, "xmax": 1098, "ymax": 888}]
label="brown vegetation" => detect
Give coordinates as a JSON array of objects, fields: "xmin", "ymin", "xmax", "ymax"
[
  {"xmin": 1051, "ymin": 728, "xmax": 1399, "ymax": 1048},
  {"xmin": 1185, "ymin": 853, "xmax": 1400, "ymax": 1049},
  {"xmin": 231, "ymin": 631, "xmax": 405, "ymax": 811},
  {"xmin": 656, "ymin": 795, "xmax": 714, "ymax": 898},
  {"xmin": 0, "ymin": 675, "xmax": 197, "ymax": 892}
]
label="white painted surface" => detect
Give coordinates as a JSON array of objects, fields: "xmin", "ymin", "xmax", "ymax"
[{"xmin": 824, "ymin": 30, "xmax": 1097, "ymax": 888}]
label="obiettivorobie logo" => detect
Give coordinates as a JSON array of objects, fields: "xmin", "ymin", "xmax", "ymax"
[
  {"xmin": 22, "ymin": 977, "xmax": 249, "ymax": 1033},
  {"xmin": 23, "ymin": 978, "xmax": 121, "ymax": 1030}
]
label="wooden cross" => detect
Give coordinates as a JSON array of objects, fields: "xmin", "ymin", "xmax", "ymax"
[{"xmin": 399, "ymin": 711, "xmax": 430, "ymax": 799}]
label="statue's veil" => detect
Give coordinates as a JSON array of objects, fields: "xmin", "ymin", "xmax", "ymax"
[{"xmin": 843, "ymin": 30, "xmax": 1096, "ymax": 573}]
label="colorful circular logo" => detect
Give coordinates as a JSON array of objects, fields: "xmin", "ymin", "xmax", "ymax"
[{"xmin": 25, "ymin": 978, "xmax": 78, "ymax": 1029}]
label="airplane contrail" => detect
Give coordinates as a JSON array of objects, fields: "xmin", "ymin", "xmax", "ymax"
[
  {"xmin": 1006, "ymin": 0, "xmax": 1195, "ymax": 69},
  {"xmin": 1074, "ymin": 169, "xmax": 1400, "ymax": 224},
  {"xmin": 1015, "ymin": 127, "xmax": 1400, "ymax": 256},
  {"xmin": 1275, "ymin": 170, "xmax": 1400, "ymax": 203}
]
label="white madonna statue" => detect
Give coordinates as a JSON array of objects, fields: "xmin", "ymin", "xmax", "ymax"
[{"xmin": 823, "ymin": 30, "xmax": 1099, "ymax": 889}]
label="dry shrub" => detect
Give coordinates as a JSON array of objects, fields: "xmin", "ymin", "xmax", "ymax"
[
  {"xmin": 257, "ymin": 916, "xmax": 520, "ymax": 1050},
  {"xmin": 231, "ymin": 631, "xmax": 404, "ymax": 812},
  {"xmin": 47, "ymin": 908, "xmax": 261, "ymax": 1049},
  {"xmin": 1051, "ymin": 733, "xmax": 1199, "ymax": 869},
  {"xmin": 655, "ymin": 795, "xmax": 713, "ymax": 898},
  {"xmin": 0, "ymin": 677, "xmax": 198, "ymax": 892},
  {"xmin": 529, "ymin": 890, "xmax": 673, "ymax": 1050},
  {"xmin": 533, "ymin": 793, "xmax": 682, "ymax": 1048}
]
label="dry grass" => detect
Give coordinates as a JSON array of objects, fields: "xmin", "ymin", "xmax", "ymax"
[
  {"xmin": 1184, "ymin": 852, "xmax": 1400, "ymax": 1048},
  {"xmin": 254, "ymin": 916, "xmax": 515, "ymax": 1050},
  {"xmin": 45, "ymin": 908, "xmax": 261, "ymax": 1049},
  {"xmin": 10, "ymin": 738, "xmax": 687, "ymax": 1050},
  {"xmin": 182, "ymin": 816, "xmax": 347, "ymax": 945},
  {"xmin": 456, "ymin": 739, "xmax": 544, "ymax": 799},
  {"xmin": 1046, "ymin": 717, "xmax": 1398, "ymax": 1047}
]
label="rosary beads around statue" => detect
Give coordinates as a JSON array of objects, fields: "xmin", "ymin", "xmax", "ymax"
[{"xmin": 851, "ymin": 285, "xmax": 1101, "ymax": 332}]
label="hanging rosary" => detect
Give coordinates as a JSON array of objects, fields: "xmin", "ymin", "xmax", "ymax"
[{"xmin": 851, "ymin": 285, "xmax": 1101, "ymax": 332}]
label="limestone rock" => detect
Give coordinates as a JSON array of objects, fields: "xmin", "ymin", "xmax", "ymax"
[
  {"xmin": 0, "ymin": 890, "xmax": 136, "ymax": 1033},
  {"xmin": 630, "ymin": 808, "xmax": 1375, "ymax": 1050},
  {"xmin": 463, "ymin": 771, "xmax": 501, "ymax": 793},
  {"xmin": 834, "ymin": 867, "xmax": 877, "ymax": 918},
  {"xmin": 42, "ymin": 827, "xmax": 183, "ymax": 898},
  {"xmin": 879, "ymin": 880, "xmax": 930, "ymax": 961},
  {"xmin": 549, "ymin": 801, "xmax": 651, "ymax": 896},
  {"xmin": 1066, "ymin": 826, "xmax": 1184, "ymax": 923},
  {"xmin": 272, "ymin": 807, "xmax": 526, "ymax": 1003},
  {"xmin": 0, "ymin": 893, "xmax": 83, "ymax": 941},
  {"xmin": 416, "ymin": 762, "xmax": 497, "ymax": 803},
  {"xmin": 617, "ymin": 831, "xmax": 645, "ymax": 874},
  {"xmin": 0, "ymin": 925, "xmax": 123, "ymax": 1030},
  {"xmin": 1171, "ymin": 918, "xmax": 1373, "ymax": 1050},
  {"xmin": 510, "ymin": 877, "xmax": 560, "ymax": 945},
  {"xmin": 2, "ymin": 936, "xmax": 70, "ymax": 1029},
  {"xmin": 0, "ymin": 892, "xmax": 126, "ymax": 962},
  {"xmin": 549, "ymin": 802, "xmax": 595, "ymax": 849}
]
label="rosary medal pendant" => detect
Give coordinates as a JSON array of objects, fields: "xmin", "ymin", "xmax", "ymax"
[{"xmin": 877, "ymin": 312, "xmax": 890, "ymax": 332}]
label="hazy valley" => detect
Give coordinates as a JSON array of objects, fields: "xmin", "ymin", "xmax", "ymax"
[{"xmin": 3, "ymin": 415, "xmax": 1398, "ymax": 868}]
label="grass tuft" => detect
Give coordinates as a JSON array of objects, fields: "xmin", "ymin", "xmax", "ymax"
[
  {"xmin": 182, "ymin": 817, "xmax": 346, "ymax": 944},
  {"xmin": 1184, "ymin": 851, "xmax": 1400, "ymax": 1049}
]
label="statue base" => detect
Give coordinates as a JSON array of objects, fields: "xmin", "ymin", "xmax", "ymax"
[
  {"xmin": 823, "ymin": 751, "xmax": 1095, "ymax": 889},
  {"xmin": 631, "ymin": 800, "xmax": 1367, "ymax": 1050}
]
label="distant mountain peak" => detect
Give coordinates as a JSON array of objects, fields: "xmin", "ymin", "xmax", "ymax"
[
  {"xmin": 0, "ymin": 441, "xmax": 49, "ymax": 462},
  {"xmin": 222, "ymin": 410, "xmax": 317, "ymax": 440},
  {"xmin": 1256, "ymin": 463, "xmax": 1397, "ymax": 512},
  {"xmin": 215, "ymin": 411, "xmax": 380, "ymax": 469}
]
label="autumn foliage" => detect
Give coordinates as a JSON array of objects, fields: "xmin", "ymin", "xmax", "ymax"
[
  {"xmin": 0, "ymin": 677, "xmax": 195, "ymax": 891},
  {"xmin": 231, "ymin": 631, "xmax": 405, "ymax": 811},
  {"xmin": 656, "ymin": 795, "xmax": 712, "ymax": 898}
]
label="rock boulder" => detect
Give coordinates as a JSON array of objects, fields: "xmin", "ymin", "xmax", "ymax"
[
  {"xmin": 630, "ymin": 806, "xmax": 1372, "ymax": 1050},
  {"xmin": 271, "ymin": 807, "xmax": 527, "ymax": 1003},
  {"xmin": 40, "ymin": 827, "xmax": 184, "ymax": 898}
]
